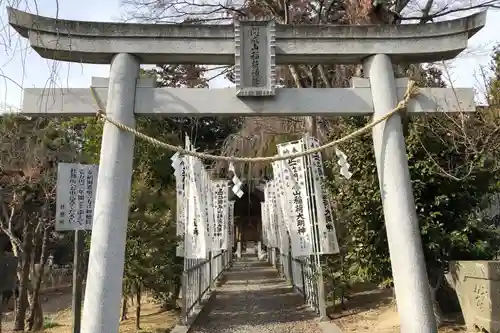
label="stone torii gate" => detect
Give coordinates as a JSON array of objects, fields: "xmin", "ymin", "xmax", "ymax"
[{"xmin": 8, "ymin": 7, "xmax": 485, "ymax": 333}]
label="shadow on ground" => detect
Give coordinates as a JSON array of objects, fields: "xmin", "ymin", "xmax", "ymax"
[{"xmin": 328, "ymin": 288, "xmax": 394, "ymax": 319}]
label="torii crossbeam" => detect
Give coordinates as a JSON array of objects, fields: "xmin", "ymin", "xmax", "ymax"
[
  {"xmin": 7, "ymin": 6, "xmax": 486, "ymax": 333},
  {"xmin": 24, "ymin": 77, "xmax": 474, "ymax": 116}
]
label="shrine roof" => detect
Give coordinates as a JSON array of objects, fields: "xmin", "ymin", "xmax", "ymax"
[{"xmin": 7, "ymin": 7, "xmax": 486, "ymax": 65}]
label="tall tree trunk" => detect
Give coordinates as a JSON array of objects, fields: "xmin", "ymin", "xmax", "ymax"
[
  {"xmin": 306, "ymin": 117, "xmax": 317, "ymax": 137},
  {"xmin": 430, "ymin": 285, "xmax": 444, "ymax": 327},
  {"xmin": 13, "ymin": 221, "xmax": 33, "ymax": 331},
  {"xmin": 135, "ymin": 286, "xmax": 141, "ymax": 331},
  {"xmin": 121, "ymin": 297, "xmax": 128, "ymax": 321},
  {"xmin": 27, "ymin": 226, "xmax": 49, "ymax": 331},
  {"xmin": 28, "ymin": 303, "xmax": 43, "ymax": 331},
  {"xmin": 429, "ymin": 270, "xmax": 445, "ymax": 327}
]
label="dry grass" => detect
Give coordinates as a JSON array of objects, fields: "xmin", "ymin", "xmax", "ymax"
[
  {"xmin": 43, "ymin": 297, "xmax": 177, "ymax": 333},
  {"xmin": 2, "ymin": 291, "xmax": 177, "ymax": 333},
  {"xmin": 329, "ymin": 288, "xmax": 466, "ymax": 333},
  {"xmin": 334, "ymin": 303, "xmax": 465, "ymax": 333}
]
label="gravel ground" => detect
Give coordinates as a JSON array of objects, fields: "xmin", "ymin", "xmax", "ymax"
[{"xmin": 190, "ymin": 256, "xmax": 323, "ymax": 333}]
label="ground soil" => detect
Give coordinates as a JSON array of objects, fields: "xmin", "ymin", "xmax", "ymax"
[
  {"xmin": 2, "ymin": 283, "xmax": 466, "ymax": 333},
  {"xmin": 2, "ymin": 288, "xmax": 177, "ymax": 333},
  {"xmin": 328, "ymin": 288, "xmax": 466, "ymax": 333}
]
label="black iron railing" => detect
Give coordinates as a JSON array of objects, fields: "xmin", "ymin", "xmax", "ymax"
[
  {"xmin": 268, "ymin": 247, "xmax": 320, "ymax": 314},
  {"xmin": 181, "ymin": 250, "xmax": 232, "ymax": 325}
]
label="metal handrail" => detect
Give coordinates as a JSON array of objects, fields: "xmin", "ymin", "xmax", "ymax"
[
  {"xmin": 269, "ymin": 247, "xmax": 320, "ymax": 314},
  {"xmin": 181, "ymin": 250, "xmax": 232, "ymax": 325}
]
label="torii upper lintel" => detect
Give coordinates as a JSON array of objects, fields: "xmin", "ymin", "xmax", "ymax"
[{"xmin": 7, "ymin": 6, "xmax": 486, "ymax": 65}]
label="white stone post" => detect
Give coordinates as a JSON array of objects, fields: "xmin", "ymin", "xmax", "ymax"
[
  {"xmin": 81, "ymin": 53, "xmax": 139, "ymax": 333},
  {"xmin": 363, "ymin": 54, "xmax": 437, "ymax": 333},
  {"xmin": 237, "ymin": 241, "xmax": 242, "ymax": 259}
]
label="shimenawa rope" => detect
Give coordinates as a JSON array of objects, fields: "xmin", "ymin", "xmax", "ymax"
[{"xmin": 90, "ymin": 81, "xmax": 418, "ymax": 163}]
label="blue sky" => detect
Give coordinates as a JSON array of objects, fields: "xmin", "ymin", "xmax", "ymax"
[{"xmin": 0, "ymin": 0, "xmax": 499, "ymax": 110}]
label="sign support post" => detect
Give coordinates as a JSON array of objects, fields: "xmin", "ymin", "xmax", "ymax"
[{"xmin": 72, "ymin": 230, "xmax": 85, "ymax": 333}]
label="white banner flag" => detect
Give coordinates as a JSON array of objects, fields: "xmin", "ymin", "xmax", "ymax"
[
  {"xmin": 307, "ymin": 136, "xmax": 340, "ymax": 254},
  {"xmin": 264, "ymin": 183, "xmax": 280, "ymax": 248},
  {"xmin": 272, "ymin": 161, "xmax": 292, "ymax": 236},
  {"xmin": 184, "ymin": 137, "xmax": 208, "ymax": 259},
  {"xmin": 196, "ymin": 160, "xmax": 209, "ymax": 257},
  {"xmin": 264, "ymin": 185, "xmax": 273, "ymax": 247},
  {"xmin": 277, "ymin": 139, "xmax": 313, "ymax": 257},
  {"xmin": 212, "ymin": 180, "xmax": 228, "ymax": 251},
  {"xmin": 261, "ymin": 202, "xmax": 269, "ymax": 246},
  {"xmin": 228, "ymin": 201, "xmax": 235, "ymax": 249},
  {"xmin": 271, "ymin": 179, "xmax": 289, "ymax": 253},
  {"xmin": 175, "ymin": 156, "xmax": 187, "ymax": 257},
  {"xmin": 270, "ymin": 182, "xmax": 281, "ymax": 249},
  {"xmin": 56, "ymin": 163, "xmax": 98, "ymax": 231},
  {"xmin": 202, "ymin": 170, "xmax": 214, "ymax": 256}
]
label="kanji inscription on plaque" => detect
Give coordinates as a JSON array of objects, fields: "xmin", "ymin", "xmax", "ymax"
[{"xmin": 234, "ymin": 17, "xmax": 276, "ymax": 97}]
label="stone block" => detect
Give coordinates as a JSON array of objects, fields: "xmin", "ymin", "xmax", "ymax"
[{"xmin": 448, "ymin": 261, "xmax": 500, "ymax": 333}]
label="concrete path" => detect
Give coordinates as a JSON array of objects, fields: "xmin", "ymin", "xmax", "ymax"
[{"xmin": 189, "ymin": 255, "xmax": 324, "ymax": 333}]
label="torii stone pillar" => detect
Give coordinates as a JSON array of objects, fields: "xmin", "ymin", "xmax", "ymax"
[
  {"xmin": 81, "ymin": 53, "xmax": 139, "ymax": 332},
  {"xmin": 8, "ymin": 7, "xmax": 486, "ymax": 333},
  {"xmin": 364, "ymin": 54, "xmax": 436, "ymax": 331}
]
